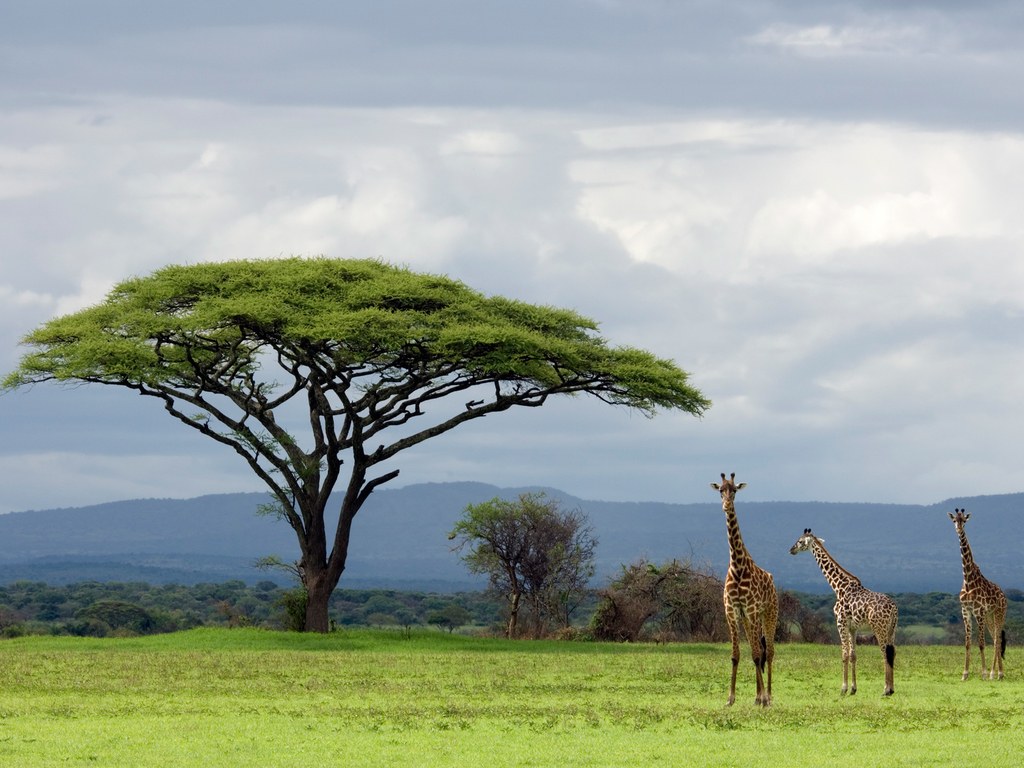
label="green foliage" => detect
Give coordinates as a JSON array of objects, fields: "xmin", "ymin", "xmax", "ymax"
[
  {"xmin": 74, "ymin": 600, "xmax": 162, "ymax": 636},
  {"xmin": 277, "ymin": 587, "xmax": 309, "ymax": 632},
  {"xmin": 427, "ymin": 603, "xmax": 473, "ymax": 632},
  {"xmin": 0, "ymin": 580, "xmax": 500, "ymax": 637},
  {"xmin": 4, "ymin": 257, "xmax": 709, "ymax": 415}
]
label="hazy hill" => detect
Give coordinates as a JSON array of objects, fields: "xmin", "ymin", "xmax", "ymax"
[{"xmin": 0, "ymin": 482, "xmax": 1020, "ymax": 593}]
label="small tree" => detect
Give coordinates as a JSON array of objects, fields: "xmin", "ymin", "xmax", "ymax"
[
  {"xmin": 427, "ymin": 604, "xmax": 472, "ymax": 633},
  {"xmin": 449, "ymin": 493, "xmax": 597, "ymax": 638},
  {"xmin": 4, "ymin": 257, "xmax": 708, "ymax": 632}
]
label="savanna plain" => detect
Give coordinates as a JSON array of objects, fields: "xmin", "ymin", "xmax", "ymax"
[{"xmin": 0, "ymin": 628, "xmax": 1019, "ymax": 767}]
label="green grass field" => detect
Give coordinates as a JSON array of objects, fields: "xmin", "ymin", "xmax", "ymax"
[{"xmin": 0, "ymin": 628, "xmax": 1019, "ymax": 767}]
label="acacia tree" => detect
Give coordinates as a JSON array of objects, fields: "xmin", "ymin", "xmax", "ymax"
[
  {"xmin": 449, "ymin": 492, "xmax": 597, "ymax": 638},
  {"xmin": 3, "ymin": 257, "xmax": 709, "ymax": 632}
]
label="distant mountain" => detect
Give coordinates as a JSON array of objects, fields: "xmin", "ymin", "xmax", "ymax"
[{"xmin": 1, "ymin": 482, "xmax": 1021, "ymax": 593}]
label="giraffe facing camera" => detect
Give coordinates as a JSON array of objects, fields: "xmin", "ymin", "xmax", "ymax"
[
  {"xmin": 711, "ymin": 472, "xmax": 778, "ymax": 707},
  {"xmin": 948, "ymin": 508, "xmax": 1007, "ymax": 681}
]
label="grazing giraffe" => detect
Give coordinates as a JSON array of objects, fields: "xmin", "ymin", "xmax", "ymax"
[
  {"xmin": 711, "ymin": 472, "xmax": 778, "ymax": 707},
  {"xmin": 949, "ymin": 508, "xmax": 1007, "ymax": 681},
  {"xmin": 789, "ymin": 528, "xmax": 897, "ymax": 696}
]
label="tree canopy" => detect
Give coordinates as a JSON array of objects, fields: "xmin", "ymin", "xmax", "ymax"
[{"xmin": 4, "ymin": 257, "xmax": 709, "ymax": 631}]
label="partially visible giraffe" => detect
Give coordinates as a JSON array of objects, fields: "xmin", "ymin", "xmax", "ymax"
[
  {"xmin": 789, "ymin": 528, "xmax": 897, "ymax": 696},
  {"xmin": 711, "ymin": 472, "xmax": 778, "ymax": 706},
  {"xmin": 949, "ymin": 508, "xmax": 1007, "ymax": 681}
]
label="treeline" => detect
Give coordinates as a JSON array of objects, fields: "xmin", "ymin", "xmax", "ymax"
[
  {"xmin": 2, "ymin": 578, "xmax": 1024, "ymax": 642},
  {"xmin": 0, "ymin": 580, "xmax": 503, "ymax": 638}
]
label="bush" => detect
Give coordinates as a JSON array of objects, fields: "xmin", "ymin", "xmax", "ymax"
[
  {"xmin": 277, "ymin": 587, "xmax": 308, "ymax": 632},
  {"xmin": 592, "ymin": 558, "xmax": 726, "ymax": 642}
]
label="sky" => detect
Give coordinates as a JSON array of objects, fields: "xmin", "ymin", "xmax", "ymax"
[{"xmin": 3, "ymin": 0, "xmax": 1024, "ymax": 512}]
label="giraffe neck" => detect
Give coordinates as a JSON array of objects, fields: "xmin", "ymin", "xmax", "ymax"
[
  {"xmin": 724, "ymin": 502, "xmax": 753, "ymax": 569},
  {"xmin": 956, "ymin": 526, "xmax": 980, "ymax": 584},
  {"xmin": 810, "ymin": 538, "xmax": 861, "ymax": 594}
]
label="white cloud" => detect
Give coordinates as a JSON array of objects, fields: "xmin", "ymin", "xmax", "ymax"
[
  {"xmin": 572, "ymin": 165, "xmax": 729, "ymax": 272},
  {"xmin": 440, "ymin": 130, "xmax": 524, "ymax": 157},
  {"xmin": 0, "ymin": 144, "xmax": 67, "ymax": 200},
  {"xmin": 571, "ymin": 120, "xmax": 1024, "ymax": 288},
  {"xmin": 0, "ymin": 284, "xmax": 54, "ymax": 308},
  {"xmin": 747, "ymin": 22, "xmax": 941, "ymax": 57}
]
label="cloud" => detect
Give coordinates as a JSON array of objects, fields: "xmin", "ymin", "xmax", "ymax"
[
  {"xmin": 571, "ymin": 119, "xmax": 1024, "ymax": 282},
  {"xmin": 440, "ymin": 130, "xmax": 524, "ymax": 158},
  {"xmin": 5, "ymin": 2, "xmax": 1024, "ymax": 509},
  {"xmin": 0, "ymin": 144, "xmax": 68, "ymax": 200},
  {"xmin": 747, "ymin": 22, "xmax": 943, "ymax": 57}
]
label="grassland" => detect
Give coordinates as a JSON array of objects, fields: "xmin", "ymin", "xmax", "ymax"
[{"xmin": 0, "ymin": 628, "xmax": 1020, "ymax": 767}]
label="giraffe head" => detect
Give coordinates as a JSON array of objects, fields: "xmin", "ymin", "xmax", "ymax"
[
  {"xmin": 949, "ymin": 507, "xmax": 970, "ymax": 530},
  {"xmin": 789, "ymin": 528, "xmax": 818, "ymax": 555},
  {"xmin": 710, "ymin": 472, "xmax": 746, "ymax": 509}
]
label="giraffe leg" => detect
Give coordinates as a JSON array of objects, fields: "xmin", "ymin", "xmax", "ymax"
[
  {"xmin": 849, "ymin": 644, "xmax": 858, "ymax": 695},
  {"xmin": 961, "ymin": 609, "xmax": 972, "ymax": 681},
  {"xmin": 871, "ymin": 619, "xmax": 896, "ymax": 696},
  {"xmin": 987, "ymin": 623, "xmax": 997, "ymax": 680},
  {"xmin": 725, "ymin": 611, "xmax": 740, "ymax": 707},
  {"xmin": 977, "ymin": 616, "xmax": 989, "ymax": 680},
  {"xmin": 837, "ymin": 619, "xmax": 852, "ymax": 695},
  {"xmin": 743, "ymin": 616, "xmax": 767, "ymax": 707},
  {"xmin": 880, "ymin": 637, "xmax": 895, "ymax": 696},
  {"xmin": 762, "ymin": 594, "xmax": 778, "ymax": 707},
  {"xmin": 840, "ymin": 645, "xmax": 850, "ymax": 694},
  {"xmin": 996, "ymin": 622, "xmax": 1006, "ymax": 680},
  {"xmin": 994, "ymin": 614, "xmax": 1006, "ymax": 680},
  {"xmin": 988, "ymin": 616, "xmax": 1004, "ymax": 680}
]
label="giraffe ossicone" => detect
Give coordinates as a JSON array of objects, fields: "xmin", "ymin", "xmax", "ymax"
[
  {"xmin": 711, "ymin": 472, "xmax": 778, "ymax": 707},
  {"xmin": 949, "ymin": 508, "xmax": 1006, "ymax": 681},
  {"xmin": 790, "ymin": 528, "xmax": 897, "ymax": 696}
]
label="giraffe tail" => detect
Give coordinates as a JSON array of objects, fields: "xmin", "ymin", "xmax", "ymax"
[
  {"xmin": 1000, "ymin": 629, "xmax": 1007, "ymax": 660},
  {"xmin": 885, "ymin": 644, "xmax": 896, "ymax": 668},
  {"xmin": 758, "ymin": 634, "xmax": 767, "ymax": 672}
]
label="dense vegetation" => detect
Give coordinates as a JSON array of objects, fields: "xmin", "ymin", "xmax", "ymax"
[
  {"xmin": 0, "ymin": 581, "xmax": 502, "ymax": 638},
  {"xmin": 2, "ymin": 579, "xmax": 1024, "ymax": 643}
]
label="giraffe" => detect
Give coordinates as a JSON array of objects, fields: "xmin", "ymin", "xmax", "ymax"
[
  {"xmin": 789, "ymin": 528, "xmax": 897, "ymax": 696},
  {"xmin": 949, "ymin": 508, "xmax": 1007, "ymax": 681},
  {"xmin": 711, "ymin": 472, "xmax": 778, "ymax": 707}
]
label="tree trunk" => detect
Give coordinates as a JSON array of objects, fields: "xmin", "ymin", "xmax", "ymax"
[
  {"xmin": 297, "ymin": 463, "xmax": 401, "ymax": 632},
  {"xmin": 506, "ymin": 590, "xmax": 521, "ymax": 638},
  {"xmin": 304, "ymin": 576, "xmax": 334, "ymax": 633}
]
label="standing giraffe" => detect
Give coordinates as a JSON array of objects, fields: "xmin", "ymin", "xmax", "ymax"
[
  {"xmin": 949, "ymin": 508, "xmax": 1007, "ymax": 681},
  {"xmin": 789, "ymin": 528, "xmax": 897, "ymax": 696},
  {"xmin": 712, "ymin": 472, "xmax": 778, "ymax": 706}
]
